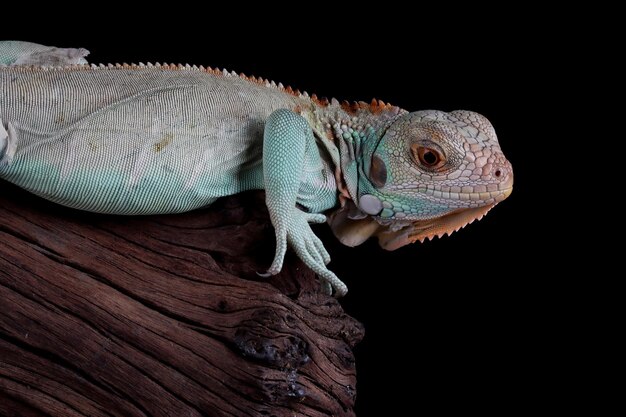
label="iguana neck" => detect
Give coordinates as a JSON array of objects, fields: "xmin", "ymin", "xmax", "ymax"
[{"xmin": 304, "ymin": 101, "xmax": 407, "ymax": 206}]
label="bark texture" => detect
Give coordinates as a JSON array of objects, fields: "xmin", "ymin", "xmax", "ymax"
[{"xmin": 0, "ymin": 183, "xmax": 364, "ymax": 417}]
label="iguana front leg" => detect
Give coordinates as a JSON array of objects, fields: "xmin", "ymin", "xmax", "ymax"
[{"xmin": 262, "ymin": 109, "xmax": 347, "ymax": 297}]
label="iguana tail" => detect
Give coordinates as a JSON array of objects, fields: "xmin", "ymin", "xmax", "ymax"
[
  {"xmin": 0, "ymin": 41, "xmax": 86, "ymax": 167},
  {"xmin": 0, "ymin": 41, "xmax": 89, "ymax": 66}
]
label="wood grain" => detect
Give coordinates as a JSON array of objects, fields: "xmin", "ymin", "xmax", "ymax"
[{"xmin": 0, "ymin": 182, "xmax": 364, "ymax": 417}]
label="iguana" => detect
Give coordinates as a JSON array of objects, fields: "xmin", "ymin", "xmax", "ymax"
[{"xmin": 0, "ymin": 41, "xmax": 513, "ymax": 297}]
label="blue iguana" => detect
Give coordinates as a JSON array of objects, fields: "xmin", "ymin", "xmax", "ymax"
[{"xmin": 0, "ymin": 41, "xmax": 513, "ymax": 297}]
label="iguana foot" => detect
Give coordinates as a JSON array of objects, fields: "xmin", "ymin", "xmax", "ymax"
[{"xmin": 263, "ymin": 209, "xmax": 347, "ymax": 297}]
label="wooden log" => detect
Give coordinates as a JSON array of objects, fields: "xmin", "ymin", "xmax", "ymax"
[{"xmin": 0, "ymin": 182, "xmax": 364, "ymax": 417}]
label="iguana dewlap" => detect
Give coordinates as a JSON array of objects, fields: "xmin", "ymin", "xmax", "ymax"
[{"xmin": 0, "ymin": 41, "xmax": 513, "ymax": 297}]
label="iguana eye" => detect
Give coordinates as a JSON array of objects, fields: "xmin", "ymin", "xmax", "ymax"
[{"xmin": 412, "ymin": 145, "xmax": 446, "ymax": 169}]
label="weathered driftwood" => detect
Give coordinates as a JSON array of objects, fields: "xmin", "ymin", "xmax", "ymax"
[{"xmin": 0, "ymin": 182, "xmax": 364, "ymax": 417}]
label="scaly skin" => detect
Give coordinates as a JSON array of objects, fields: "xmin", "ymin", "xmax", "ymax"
[
  {"xmin": 0, "ymin": 41, "xmax": 513, "ymax": 297},
  {"xmin": 0, "ymin": 41, "xmax": 88, "ymax": 66}
]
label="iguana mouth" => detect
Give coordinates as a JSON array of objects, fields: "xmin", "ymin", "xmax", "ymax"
[
  {"xmin": 376, "ymin": 204, "xmax": 494, "ymax": 250},
  {"xmin": 376, "ymin": 186, "xmax": 512, "ymax": 250}
]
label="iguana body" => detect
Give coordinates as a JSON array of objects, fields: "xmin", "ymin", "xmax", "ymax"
[{"xmin": 0, "ymin": 41, "xmax": 513, "ymax": 296}]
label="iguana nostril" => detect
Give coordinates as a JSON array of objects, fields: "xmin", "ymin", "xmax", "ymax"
[{"xmin": 495, "ymin": 169, "xmax": 502, "ymax": 177}]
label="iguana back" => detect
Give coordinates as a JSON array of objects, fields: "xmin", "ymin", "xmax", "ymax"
[{"xmin": 0, "ymin": 65, "xmax": 306, "ymax": 214}]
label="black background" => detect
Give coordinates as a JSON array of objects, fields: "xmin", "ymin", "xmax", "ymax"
[{"xmin": 3, "ymin": 14, "xmax": 551, "ymax": 415}]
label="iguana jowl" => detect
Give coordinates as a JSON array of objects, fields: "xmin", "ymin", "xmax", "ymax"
[{"xmin": 0, "ymin": 41, "xmax": 514, "ymax": 297}]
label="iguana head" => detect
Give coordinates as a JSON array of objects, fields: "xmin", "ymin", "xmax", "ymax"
[{"xmin": 329, "ymin": 110, "xmax": 513, "ymax": 250}]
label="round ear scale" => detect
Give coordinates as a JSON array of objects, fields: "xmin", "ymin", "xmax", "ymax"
[
  {"xmin": 370, "ymin": 155, "xmax": 387, "ymax": 188},
  {"xmin": 359, "ymin": 194, "xmax": 383, "ymax": 215}
]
